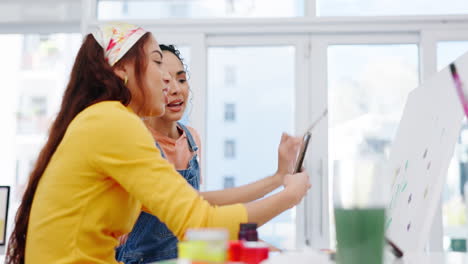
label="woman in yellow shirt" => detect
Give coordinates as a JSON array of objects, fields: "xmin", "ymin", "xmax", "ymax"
[{"xmin": 6, "ymin": 23, "xmax": 310, "ymax": 264}]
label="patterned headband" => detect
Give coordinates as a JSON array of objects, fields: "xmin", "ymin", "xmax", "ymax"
[{"xmin": 92, "ymin": 22, "xmax": 147, "ymax": 66}]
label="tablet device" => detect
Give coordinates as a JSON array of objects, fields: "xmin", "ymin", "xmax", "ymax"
[
  {"xmin": 293, "ymin": 131, "xmax": 312, "ymax": 173},
  {"xmin": 293, "ymin": 109, "xmax": 327, "ymax": 173}
]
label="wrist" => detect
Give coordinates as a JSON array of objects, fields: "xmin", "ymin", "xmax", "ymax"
[
  {"xmin": 271, "ymin": 172, "xmax": 283, "ymax": 188},
  {"xmin": 281, "ymin": 187, "xmax": 298, "ymax": 209}
]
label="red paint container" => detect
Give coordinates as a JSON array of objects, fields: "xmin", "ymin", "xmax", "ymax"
[
  {"xmin": 228, "ymin": 240, "xmax": 242, "ymax": 261},
  {"xmin": 240, "ymin": 241, "xmax": 269, "ymax": 264}
]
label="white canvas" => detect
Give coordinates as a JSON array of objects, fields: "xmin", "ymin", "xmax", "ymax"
[{"xmin": 386, "ymin": 52, "xmax": 468, "ymax": 252}]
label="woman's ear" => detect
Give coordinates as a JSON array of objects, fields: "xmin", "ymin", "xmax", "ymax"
[{"xmin": 113, "ymin": 63, "xmax": 129, "ymax": 82}]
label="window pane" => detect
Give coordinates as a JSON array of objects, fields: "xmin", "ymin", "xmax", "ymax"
[
  {"xmin": 224, "ymin": 139, "xmax": 236, "ymax": 158},
  {"xmin": 437, "ymin": 41, "xmax": 468, "ymax": 251},
  {"xmin": 318, "ymin": 0, "xmax": 468, "ymax": 16},
  {"xmin": 97, "ymin": 0, "xmax": 304, "ymax": 19},
  {"xmin": 328, "ymin": 44, "xmax": 419, "ymax": 241},
  {"xmin": 0, "ymin": 34, "xmax": 82, "ymax": 200},
  {"xmin": 224, "ymin": 103, "xmax": 236, "ymax": 121},
  {"xmin": 223, "ymin": 176, "xmax": 236, "ymax": 188},
  {"xmin": 0, "ymin": 2, "xmax": 81, "ymax": 23},
  {"xmin": 207, "ymin": 46, "xmax": 295, "ymax": 249},
  {"xmin": 224, "ymin": 65, "xmax": 237, "ymax": 86}
]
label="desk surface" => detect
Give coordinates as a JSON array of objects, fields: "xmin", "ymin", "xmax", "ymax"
[
  {"xmin": 264, "ymin": 251, "xmax": 468, "ymax": 264},
  {"xmin": 1, "ymin": 252, "xmax": 467, "ymax": 263},
  {"xmin": 397, "ymin": 252, "xmax": 468, "ymax": 264}
]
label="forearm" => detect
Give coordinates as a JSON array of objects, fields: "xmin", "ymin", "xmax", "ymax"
[
  {"xmin": 200, "ymin": 174, "xmax": 282, "ymax": 206},
  {"xmin": 244, "ymin": 189, "xmax": 296, "ymax": 227}
]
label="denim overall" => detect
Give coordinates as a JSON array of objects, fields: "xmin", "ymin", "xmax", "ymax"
[{"xmin": 116, "ymin": 123, "xmax": 200, "ymax": 264}]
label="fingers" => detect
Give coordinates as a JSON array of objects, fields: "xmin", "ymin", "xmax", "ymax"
[
  {"xmin": 294, "ymin": 138, "xmax": 303, "ymax": 148},
  {"xmin": 292, "ymin": 136, "xmax": 302, "ymax": 144},
  {"xmin": 280, "ymin": 132, "xmax": 299, "ymax": 145},
  {"xmin": 280, "ymin": 132, "xmax": 287, "ymax": 143},
  {"xmin": 279, "ymin": 133, "xmax": 302, "ymax": 151}
]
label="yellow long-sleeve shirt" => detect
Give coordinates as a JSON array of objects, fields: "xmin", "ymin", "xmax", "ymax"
[{"xmin": 25, "ymin": 101, "xmax": 247, "ymax": 263}]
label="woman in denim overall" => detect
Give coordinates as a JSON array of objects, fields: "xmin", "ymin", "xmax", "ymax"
[{"xmin": 117, "ymin": 44, "xmax": 304, "ymax": 263}]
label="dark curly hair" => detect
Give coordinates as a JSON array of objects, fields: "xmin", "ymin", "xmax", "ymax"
[
  {"xmin": 159, "ymin": 44, "xmax": 188, "ymax": 74},
  {"xmin": 160, "ymin": 44, "xmax": 182, "ymax": 62}
]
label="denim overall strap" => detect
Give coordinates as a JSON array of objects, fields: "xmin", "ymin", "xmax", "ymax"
[
  {"xmin": 177, "ymin": 122, "xmax": 199, "ymax": 153},
  {"xmin": 154, "ymin": 141, "xmax": 166, "ymax": 159}
]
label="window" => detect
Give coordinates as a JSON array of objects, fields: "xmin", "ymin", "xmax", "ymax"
[
  {"xmin": 328, "ymin": 44, "xmax": 419, "ymax": 241},
  {"xmin": 318, "ymin": 0, "xmax": 468, "ymax": 16},
  {"xmin": 224, "ymin": 65, "xmax": 237, "ymax": 86},
  {"xmin": 0, "ymin": 1, "xmax": 80, "ymax": 23},
  {"xmin": 224, "ymin": 103, "xmax": 236, "ymax": 121},
  {"xmin": 97, "ymin": 0, "xmax": 304, "ymax": 19},
  {"xmin": 169, "ymin": 2, "xmax": 189, "ymax": 17},
  {"xmin": 206, "ymin": 46, "xmax": 295, "ymax": 249},
  {"xmin": 223, "ymin": 176, "xmax": 236, "ymax": 188},
  {"xmin": 0, "ymin": 33, "xmax": 82, "ymax": 198},
  {"xmin": 224, "ymin": 139, "xmax": 236, "ymax": 158},
  {"xmin": 17, "ymin": 95, "xmax": 48, "ymax": 134}
]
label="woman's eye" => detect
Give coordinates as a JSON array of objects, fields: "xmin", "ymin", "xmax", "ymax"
[
  {"xmin": 178, "ymin": 79, "xmax": 187, "ymax": 84},
  {"xmin": 154, "ymin": 60, "xmax": 162, "ymax": 65}
]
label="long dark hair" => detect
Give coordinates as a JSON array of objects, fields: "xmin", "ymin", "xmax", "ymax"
[{"xmin": 6, "ymin": 32, "xmax": 151, "ymax": 264}]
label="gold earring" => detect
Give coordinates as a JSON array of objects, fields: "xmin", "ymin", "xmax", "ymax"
[{"xmin": 124, "ymin": 76, "xmax": 128, "ymax": 85}]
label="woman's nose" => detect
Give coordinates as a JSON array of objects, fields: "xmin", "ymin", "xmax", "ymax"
[
  {"xmin": 162, "ymin": 71, "xmax": 171, "ymax": 84},
  {"xmin": 169, "ymin": 80, "xmax": 182, "ymax": 95}
]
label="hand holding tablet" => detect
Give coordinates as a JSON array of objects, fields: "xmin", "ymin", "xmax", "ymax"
[{"xmin": 293, "ymin": 109, "xmax": 328, "ymax": 173}]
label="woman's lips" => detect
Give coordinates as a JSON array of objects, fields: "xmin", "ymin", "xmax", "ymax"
[{"xmin": 167, "ymin": 101, "xmax": 184, "ymax": 112}]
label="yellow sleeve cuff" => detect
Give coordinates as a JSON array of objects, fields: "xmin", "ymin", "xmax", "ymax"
[{"xmin": 207, "ymin": 203, "xmax": 248, "ymax": 240}]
